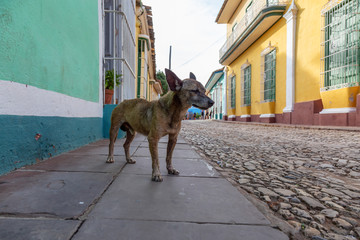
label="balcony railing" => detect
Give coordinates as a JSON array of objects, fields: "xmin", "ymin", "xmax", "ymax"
[{"xmin": 219, "ymin": 0, "xmax": 289, "ymax": 62}]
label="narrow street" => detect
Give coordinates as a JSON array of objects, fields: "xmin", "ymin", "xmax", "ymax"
[{"xmin": 180, "ymin": 120, "xmax": 360, "ymax": 240}]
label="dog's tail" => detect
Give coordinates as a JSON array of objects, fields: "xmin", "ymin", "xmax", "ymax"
[{"xmin": 120, "ymin": 122, "xmax": 135, "ymax": 135}]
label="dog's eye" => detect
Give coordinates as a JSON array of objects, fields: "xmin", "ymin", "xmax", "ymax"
[{"xmin": 191, "ymin": 90, "xmax": 200, "ymax": 94}]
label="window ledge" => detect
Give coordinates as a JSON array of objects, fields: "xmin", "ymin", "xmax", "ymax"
[{"xmin": 320, "ymin": 82, "xmax": 359, "ymax": 92}]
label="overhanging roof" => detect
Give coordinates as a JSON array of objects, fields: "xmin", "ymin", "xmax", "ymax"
[
  {"xmin": 205, "ymin": 68, "xmax": 225, "ymax": 91},
  {"xmin": 216, "ymin": 0, "xmax": 243, "ymax": 24}
]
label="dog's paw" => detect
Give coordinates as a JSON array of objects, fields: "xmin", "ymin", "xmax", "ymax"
[
  {"xmin": 152, "ymin": 174, "xmax": 163, "ymax": 182},
  {"xmin": 106, "ymin": 156, "xmax": 114, "ymax": 163},
  {"xmin": 126, "ymin": 158, "xmax": 136, "ymax": 164},
  {"xmin": 167, "ymin": 168, "xmax": 180, "ymax": 175}
]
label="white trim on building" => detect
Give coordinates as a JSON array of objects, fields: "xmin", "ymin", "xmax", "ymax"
[
  {"xmin": 0, "ymin": 80, "xmax": 103, "ymax": 118},
  {"xmin": 283, "ymin": 0, "xmax": 297, "ymax": 113}
]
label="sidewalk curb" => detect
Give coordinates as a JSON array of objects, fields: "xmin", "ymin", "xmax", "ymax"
[{"xmin": 213, "ymin": 119, "xmax": 360, "ymax": 132}]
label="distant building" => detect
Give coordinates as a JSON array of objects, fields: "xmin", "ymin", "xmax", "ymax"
[
  {"xmin": 206, "ymin": 68, "xmax": 225, "ymax": 120},
  {"xmin": 135, "ymin": 1, "xmax": 163, "ymax": 101},
  {"xmin": 216, "ymin": 0, "xmax": 360, "ymax": 126}
]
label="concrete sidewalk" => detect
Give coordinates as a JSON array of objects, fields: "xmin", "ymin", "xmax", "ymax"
[{"xmin": 0, "ymin": 135, "xmax": 288, "ymax": 240}]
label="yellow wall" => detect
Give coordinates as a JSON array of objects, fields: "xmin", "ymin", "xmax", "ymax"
[
  {"xmin": 223, "ymin": 0, "xmax": 359, "ymax": 118},
  {"xmin": 321, "ymin": 86, "xmax": 359, "ymax": 109},
  {"xmin": 294, "ymin": 0, "xmax": 358, "ymax": 108},
  {"xmin": 226, "ymin": 15, "xmax": 287, "ymax": 115},
  {"xmin": 227, "ymin": 0, "xmax": 252, "ymax": 36},
  {"xmin": 294, "ymin": 0, "xmax": 327, "ymax": 103}
]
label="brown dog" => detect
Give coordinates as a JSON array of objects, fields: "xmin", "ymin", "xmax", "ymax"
[{"xmin": 106, "ymin": 69, "xmax": 214, "ymax": 182}]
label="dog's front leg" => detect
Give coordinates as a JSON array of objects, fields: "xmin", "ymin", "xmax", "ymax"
[
  {"xmin": 148, "ymin": 135, "xmax": 162, "ymax": 182},
  {"xmin": 166, "ymin": 133, "xmax": 180, "ymax": 175},
  {"xmin": 106, "ymin": 122, "xmax": 120, "ymax": 163}
]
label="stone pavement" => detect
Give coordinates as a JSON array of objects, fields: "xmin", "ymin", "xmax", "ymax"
[
  {"xmin": 181, "ymin": 120, "xmax": 360, "ymax": 240},
  {"xmin": 0, "ymin": 134, "xmax": 287, "ymax": 240}
]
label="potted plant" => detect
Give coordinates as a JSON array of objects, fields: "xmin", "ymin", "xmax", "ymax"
[{"xmin": 105, "ymin": 69, "xmax": 121, "ymax": 104}]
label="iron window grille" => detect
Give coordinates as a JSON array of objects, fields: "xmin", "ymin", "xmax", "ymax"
[
  {"xmin": 241, "ymin": 63, "xmax": 251, "ymax": 106},
  {"xmin": 320, "ymin": 0, "xmax": 360, "ymax": 91},
  {"xmin": 103, "ymin": 0, "xmax": 136, "ymax": 104},
  {"xmin": 261, "ymin": 47, "xmax": 276, "ymax": 102},
  {"xmin": 230, "ymin": 75, "xmax": 236, "ymax": 109}
]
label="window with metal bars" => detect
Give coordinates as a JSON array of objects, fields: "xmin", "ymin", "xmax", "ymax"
[
  {"xmin": 321, "ymin": 0, "xmax": 360, "ymax": 90},
  {"xmin": 230, "ymin": 76, "xmax": 236, "ymax": 108},
  {"xmin": 241, "ymin": 65, "xmax": 251, "ymax": 106},
  {"xmin": 263, "ymin": 49, "xmax": 276, "ymax": 102},
  {"xmin": 103, "ymin": 0, "xmax": 136, "ymax": 103}
]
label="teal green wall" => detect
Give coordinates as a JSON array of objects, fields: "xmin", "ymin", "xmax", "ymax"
[
  {"xmin": 0, "ymin": 0, "xmax": 99, "ymax": 102},
  {"xmin": 103, "ymin": 105, "xmax": 126, "ymax": 139},
  {"xmin": 0, "ymin": 115, "xmax": 103, "ymax": 175},
  {"xmin": 210, "ymin": 74, "xmax": 224, "ymax": 92}
]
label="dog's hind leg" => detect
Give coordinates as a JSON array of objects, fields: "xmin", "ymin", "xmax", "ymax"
[
  {"xmin": 106, "ymin": 120, "xmax": 122, "ymax": 163},
  {"xmin": 166, "ymin": 133, "xmax": 180, "ymax": 175},
  {"xmin": 123, "ymin": 124, "xmax": 136, "ymax": 164}
]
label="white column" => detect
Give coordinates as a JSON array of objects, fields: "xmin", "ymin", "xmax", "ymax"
[
  {"xmin": 223, "ymin": 67, "xmax": 229, "ymax": 117},
  {"xmin": 283, "ymin": 0, "xmax": 298, "ymax": 113}
]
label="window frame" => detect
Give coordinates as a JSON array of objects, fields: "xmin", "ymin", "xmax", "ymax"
[
  {"xmin": 261, "ymin": 46, "xmax": 276, "ymax": 103},
  {"xmin": 241, "ymin": 63, "xmax": 251, "ymax": 107},
  {"xmin": 230, "ymin": 75, "xmax": 236, "ymax": 109},
  {"xmin": 321, "ymin": 0, "xmax": 360, "ymax": 91}
]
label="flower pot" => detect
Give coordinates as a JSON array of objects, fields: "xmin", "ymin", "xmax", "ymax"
[{"xmin": 105, "ymin": 89, "xmax": 114, "ymax": 104}]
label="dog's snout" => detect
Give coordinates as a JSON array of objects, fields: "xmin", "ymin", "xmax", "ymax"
[{"xmin": 209, "ymin": 99, "xmax": 214, "ymax": 107}]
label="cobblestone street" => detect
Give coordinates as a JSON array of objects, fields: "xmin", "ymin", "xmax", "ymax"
[{"xmin": 180, "ymin": 120, "xmax": 360, "ymax": 240}]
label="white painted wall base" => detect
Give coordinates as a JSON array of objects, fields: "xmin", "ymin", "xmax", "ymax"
[
  {"xmin": 283, "ymin": 106, "xmax": 293, "ymax": 113},
  {"xmin": 0, "ymin": 80, "xmax": 103, "ymax": 117},
  {"xmin": 319, "ymin": 108, "xmax": 356, "ymax": 114},
  {"xmin": 241, "ymin": 115, "xmax": 251, "ymax": 118},
  {"xmin": 260, "ymin": 114, "xmax": 275, "ymax": 118}
]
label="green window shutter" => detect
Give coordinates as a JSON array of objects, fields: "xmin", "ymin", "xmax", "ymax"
[
  {"xmin": 264, "ymin": 50, "xmax": 276, "ymax": 102},
  {"xmin": 243, "ymin": 65, "xmax": 251, "ymax": 106},
  {"xmin": 323, "ymin": 0, "xmax": 360, "ymax": 89},
  {"xmin": 231, "ymin": 76, "xmax": 236, "ymax": 108}
]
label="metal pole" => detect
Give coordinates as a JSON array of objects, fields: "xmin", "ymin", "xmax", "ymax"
[
  {"xmin": 112, "ymin": 0, "xmax": 116, "ymax": 104},
  {"xmin": 169, "ymin": 45, "xmax": 172, "ymax": 70},
  {"xmin": 120, "ymin": 1, "xmax": 124, "ymax": 102},
  {"xmin": 102, "ymin": 0, "xmax": 105, "ymax": 105}
]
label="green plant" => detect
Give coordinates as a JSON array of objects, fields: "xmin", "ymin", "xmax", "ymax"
[
  {"xmin": 156, "ymin": 70, "xmax": 168, "ymax": 96},
  {"xmin": 105, "ymin": 70, "xmax": 121, "ymax": 90}
]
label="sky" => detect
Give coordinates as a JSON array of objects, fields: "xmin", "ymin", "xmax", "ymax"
[{"xmin": 142, "ymin": 0, "xmax": 226, "ymax": 86}]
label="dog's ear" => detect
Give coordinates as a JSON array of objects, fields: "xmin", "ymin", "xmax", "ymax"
[
  {"xmin": 189, "ymin": 72, "xmax": 196, "ymax": 80},
  {"xmin": 165, "ymin": 68, "xmax": 183, "ymax": 91}
]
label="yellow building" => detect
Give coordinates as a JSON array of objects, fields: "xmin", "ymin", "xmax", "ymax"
[
  {"xmin": 216, "ymin": 0, "xmax": 360, "ymax": 126},
  {"xmin": 136, "ymin": 1, "xmax": 162, "ymax": 101}
]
